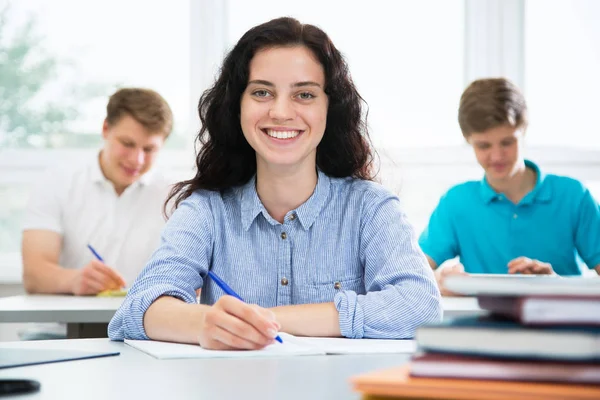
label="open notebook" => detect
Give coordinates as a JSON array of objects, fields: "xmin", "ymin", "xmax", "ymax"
[{"xmin": 125, "ymin": 333, "xmax": 416, "ymax": 359}]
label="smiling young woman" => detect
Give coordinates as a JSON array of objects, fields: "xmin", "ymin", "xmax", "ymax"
[{"xmin": 108, "ymin": 17, "xmax": 442, "ymax": 350}]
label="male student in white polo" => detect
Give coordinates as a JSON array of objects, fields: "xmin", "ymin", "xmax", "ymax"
[{"xmin": 22, "ymin": 88, "xmax": 173, "ymax": 298}]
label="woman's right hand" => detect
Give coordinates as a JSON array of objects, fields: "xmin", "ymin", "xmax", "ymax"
[{"xmin": 198, "ymin": 296, "xmax": 281, "ymax": 350}]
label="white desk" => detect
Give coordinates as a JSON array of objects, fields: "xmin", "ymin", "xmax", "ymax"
[
  {"xmin": 0, "ymin": 295, "xmax": 123, "ymax": 339},
  {"xmin": 0, "ymin": 295, "xmax": 123, "ymax": 323},
  {"xmin": 0, "ymin": 295, "xmax": 484, "ymax": 338},
  {"xmin": 0, "ymin": 338, "xmax": 409, "ymax": 400},
  {"xmin": 441, "ymin": 296, "xmax": 485, "ymax": 317}
]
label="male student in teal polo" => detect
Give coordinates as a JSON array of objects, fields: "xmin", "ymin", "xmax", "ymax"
[{"xmin": 419, "ymin": 78, "xmax": 600, "ymax": 294}]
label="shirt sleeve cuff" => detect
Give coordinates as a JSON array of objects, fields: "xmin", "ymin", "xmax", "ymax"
[
  {"xmin": 334, "ymin": 290, "xmax": 364, "ymax": 339},
  {"xmin": 111, "ymin": 284, "xmax": 196, "ymax": 341},
  {"xmin": 21, "ymin": 221, "xmax": 63, "ymax": 235}
]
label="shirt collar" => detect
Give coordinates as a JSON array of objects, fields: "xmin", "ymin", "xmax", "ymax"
[
  {"xmin": 479, "ymin": 159, "xmax": 551, "ymax": 204},
  {"xmin": 240, "ymin": 176, "xmax": 265, "ymax": 231},
  {"xmin": 295, "ymin": 170, "xmax": 331, "ymax": 231},
  {"xmin": 90, "ymin": 152, "xmax": 107, "ymax": 184},
  {"xmin": 240, "ymin": 170, "xmax": 331, "ymax": 231}
]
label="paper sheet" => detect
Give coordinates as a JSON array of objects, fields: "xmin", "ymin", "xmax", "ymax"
[
  {"xmin": 299, "ymin": 336, "xmax": 416, "ymax": 354},
  {"xmin": 125, "ymin": 333, "xmax": 416, "ymax": 359}
]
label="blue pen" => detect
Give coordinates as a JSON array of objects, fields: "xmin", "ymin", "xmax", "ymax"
[
  {"xmin": 208, "ymin": 270, "xmax": 283, "ymax": 343},
  {"xmin": 87, "ymin": 244, "xmax": 104, "ymax": 262}
]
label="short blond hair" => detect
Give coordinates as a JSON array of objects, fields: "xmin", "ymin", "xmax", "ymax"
[
  {"xmin": 106, "ymin": 88, "xmax": 173, "ymax": 136},
  {"xmin": 458, "ymin": 78, "xmax": 528, "ymax": 138}
]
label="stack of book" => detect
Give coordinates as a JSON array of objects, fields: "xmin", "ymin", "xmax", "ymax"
[{"xmin": 352, "ymin": 275, "xmax": 600, "ymax": 399}]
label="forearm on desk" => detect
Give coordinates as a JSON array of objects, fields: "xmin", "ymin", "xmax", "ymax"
[
  {"xmin": 271, "ymin": 302, "xmax": 341, "ymax": 337},
  {"xmin": 144, "ymin": 296, "xmax": 207, "ymax": 344},
  {"xmin": 22, "ymin": 261, "xmax": 78, "ymax": 294}
]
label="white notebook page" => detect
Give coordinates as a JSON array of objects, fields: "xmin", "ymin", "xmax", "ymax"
[{"xmin": 125, "ymin": 333, "xmax": 416, "ymax": 359}]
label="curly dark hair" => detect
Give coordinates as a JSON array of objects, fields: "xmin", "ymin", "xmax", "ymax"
[{"xmin": 166, "ymin": 17, "xmax": 375, "ymax": 213}]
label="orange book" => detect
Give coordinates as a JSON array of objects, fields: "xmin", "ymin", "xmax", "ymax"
[{"xmin": 351, "ymin": 364, "xmax": 600, "ymax": 400}]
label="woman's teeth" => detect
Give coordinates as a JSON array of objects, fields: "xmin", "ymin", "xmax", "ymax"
[{"xmin": 265, "ymin": 129, "xmax": 300, "ymax": 139}]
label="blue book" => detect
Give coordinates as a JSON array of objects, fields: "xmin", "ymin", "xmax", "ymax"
[{"xmin": 416, "ymin": 315, "xmax": 600, "ymax": 362}]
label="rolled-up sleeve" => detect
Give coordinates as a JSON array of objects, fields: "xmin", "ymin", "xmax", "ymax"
[
  {"xmin": 334, "ymin": 194, "xmax": 442, "ymax": 339},
  {"xmin": 108, "ymin": 193, "xmax": 214, "ymax": 341}
]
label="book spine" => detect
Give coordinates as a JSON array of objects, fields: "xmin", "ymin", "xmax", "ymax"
[{"xmin": 477, "ymin": 296, "xmax": 523, "ymax": 321}]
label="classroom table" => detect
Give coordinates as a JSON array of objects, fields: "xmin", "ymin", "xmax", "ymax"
[
  {"xmin": 0, "ymin": 295, "xmax": 484, "ymax": 338},
  {"xmin": 441, "ymin": 296, "xmax": 484, "ymax": 317},
  {"xmin": 0, "ymin": 295, "xmax": 123, "ymax": 339},
  {"xmin": 0, "ymin": 338, "xmax": 411, "ymax": 400}
]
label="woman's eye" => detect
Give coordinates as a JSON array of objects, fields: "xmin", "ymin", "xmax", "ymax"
[
  {"xmin": 297, "ymin": 92, "xmax": 315, "ymax": 100},
  {"xmin": 253, "ymin": 90, "xmax": 270, "ymax": 98}
]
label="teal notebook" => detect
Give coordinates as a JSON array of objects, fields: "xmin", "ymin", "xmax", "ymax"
[
  {"xmin": 0, "ymin": 348, "xmax": 120, "ymax": 369},
  {"xmin": 416, "ymin": 315, "xmax": 600, "ymax": 361}
]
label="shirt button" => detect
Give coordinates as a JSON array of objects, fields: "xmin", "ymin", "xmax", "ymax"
[
  {"xmin": 333, "ymin": 281, "xmax": 342, "ymax": 290},
  {"xmin": 289, "ymin": 214, "xmax": 296, "ymax": 221},
  {"xmin": 281, "ymin": 277, "xmax": 289, "ymax": 286},
  {"xmin": 281, "ymin": 232, "xmax": 287, "ymax": 240},
  {"xmin": 513, "ymin": 213, "xmax": 518, "ymax": 219}
]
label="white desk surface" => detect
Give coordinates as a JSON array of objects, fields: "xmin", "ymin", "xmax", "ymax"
[
  {"xmin": 0, "ymin": 294, "xmax": 483, "ymax": 323},
  {"xmin": 441, "ymin": 296, "xmax": 483, "ymax": 316},
  {"xmin": 0, "ymin": 295, "xmax": 123, "ymax": 323},
  {"xmin": 0, "ymin": 338, "xmax": 409, "ymax": 400}
]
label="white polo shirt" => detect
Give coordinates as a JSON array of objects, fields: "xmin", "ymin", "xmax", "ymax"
[{"xmin": 23, "ymin": 155, "xmax": 172, "ymax": 284}]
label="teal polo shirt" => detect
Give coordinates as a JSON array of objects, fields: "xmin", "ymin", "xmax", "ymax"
[{"xmin": 419, "ymin": 160, "xmax": 600, "ymax": 275}]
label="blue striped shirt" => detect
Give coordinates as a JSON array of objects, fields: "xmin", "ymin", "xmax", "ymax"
[{"xmin": 108, "ymin": 171, "xmax": 442, "ymax": 340}]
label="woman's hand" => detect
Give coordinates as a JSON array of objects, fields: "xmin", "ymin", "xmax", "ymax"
[{"xmin": 198, "ymin": 296, "xmax": 281, "ymax": 350}]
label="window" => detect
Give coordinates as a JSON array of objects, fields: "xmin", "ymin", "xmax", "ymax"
[
  {"xmin": 2, "ymin": 1, "xmax": 467, "ymax": 278},
  {"xmin": 524, "ymin": 0, "xmax": 600, "ymax": 149},
  {"xmin": 0, "ymin": 0, "xmax": 192, "ymax": 280},
  {"xmin": 1, "ymin": 0, "xmax": 192, "ymax": 149},
  {"xmin": 226, "ymin": 0, "xmax": 466, "ymax": 149},
  {"xmin": 3, "ymin": 0, "xmax": 599, "ymax": 281}
]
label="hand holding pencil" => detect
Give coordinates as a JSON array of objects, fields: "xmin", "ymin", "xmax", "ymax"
[
  {"xmin": 196, "ymin": 271, "xmax": 282, "ymax": 350},
  {"xmin": 69, "ymin": 245, "xmax": 126, "ymax": 296}
]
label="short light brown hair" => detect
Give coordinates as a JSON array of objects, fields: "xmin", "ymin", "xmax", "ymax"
[
  {"xmin": 106, "ymin": 88, "xmax": 173, "ymax": 137},
  {"xmin": 458, "ymin": 78, "xmax": 528, "ymax": 138}
]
